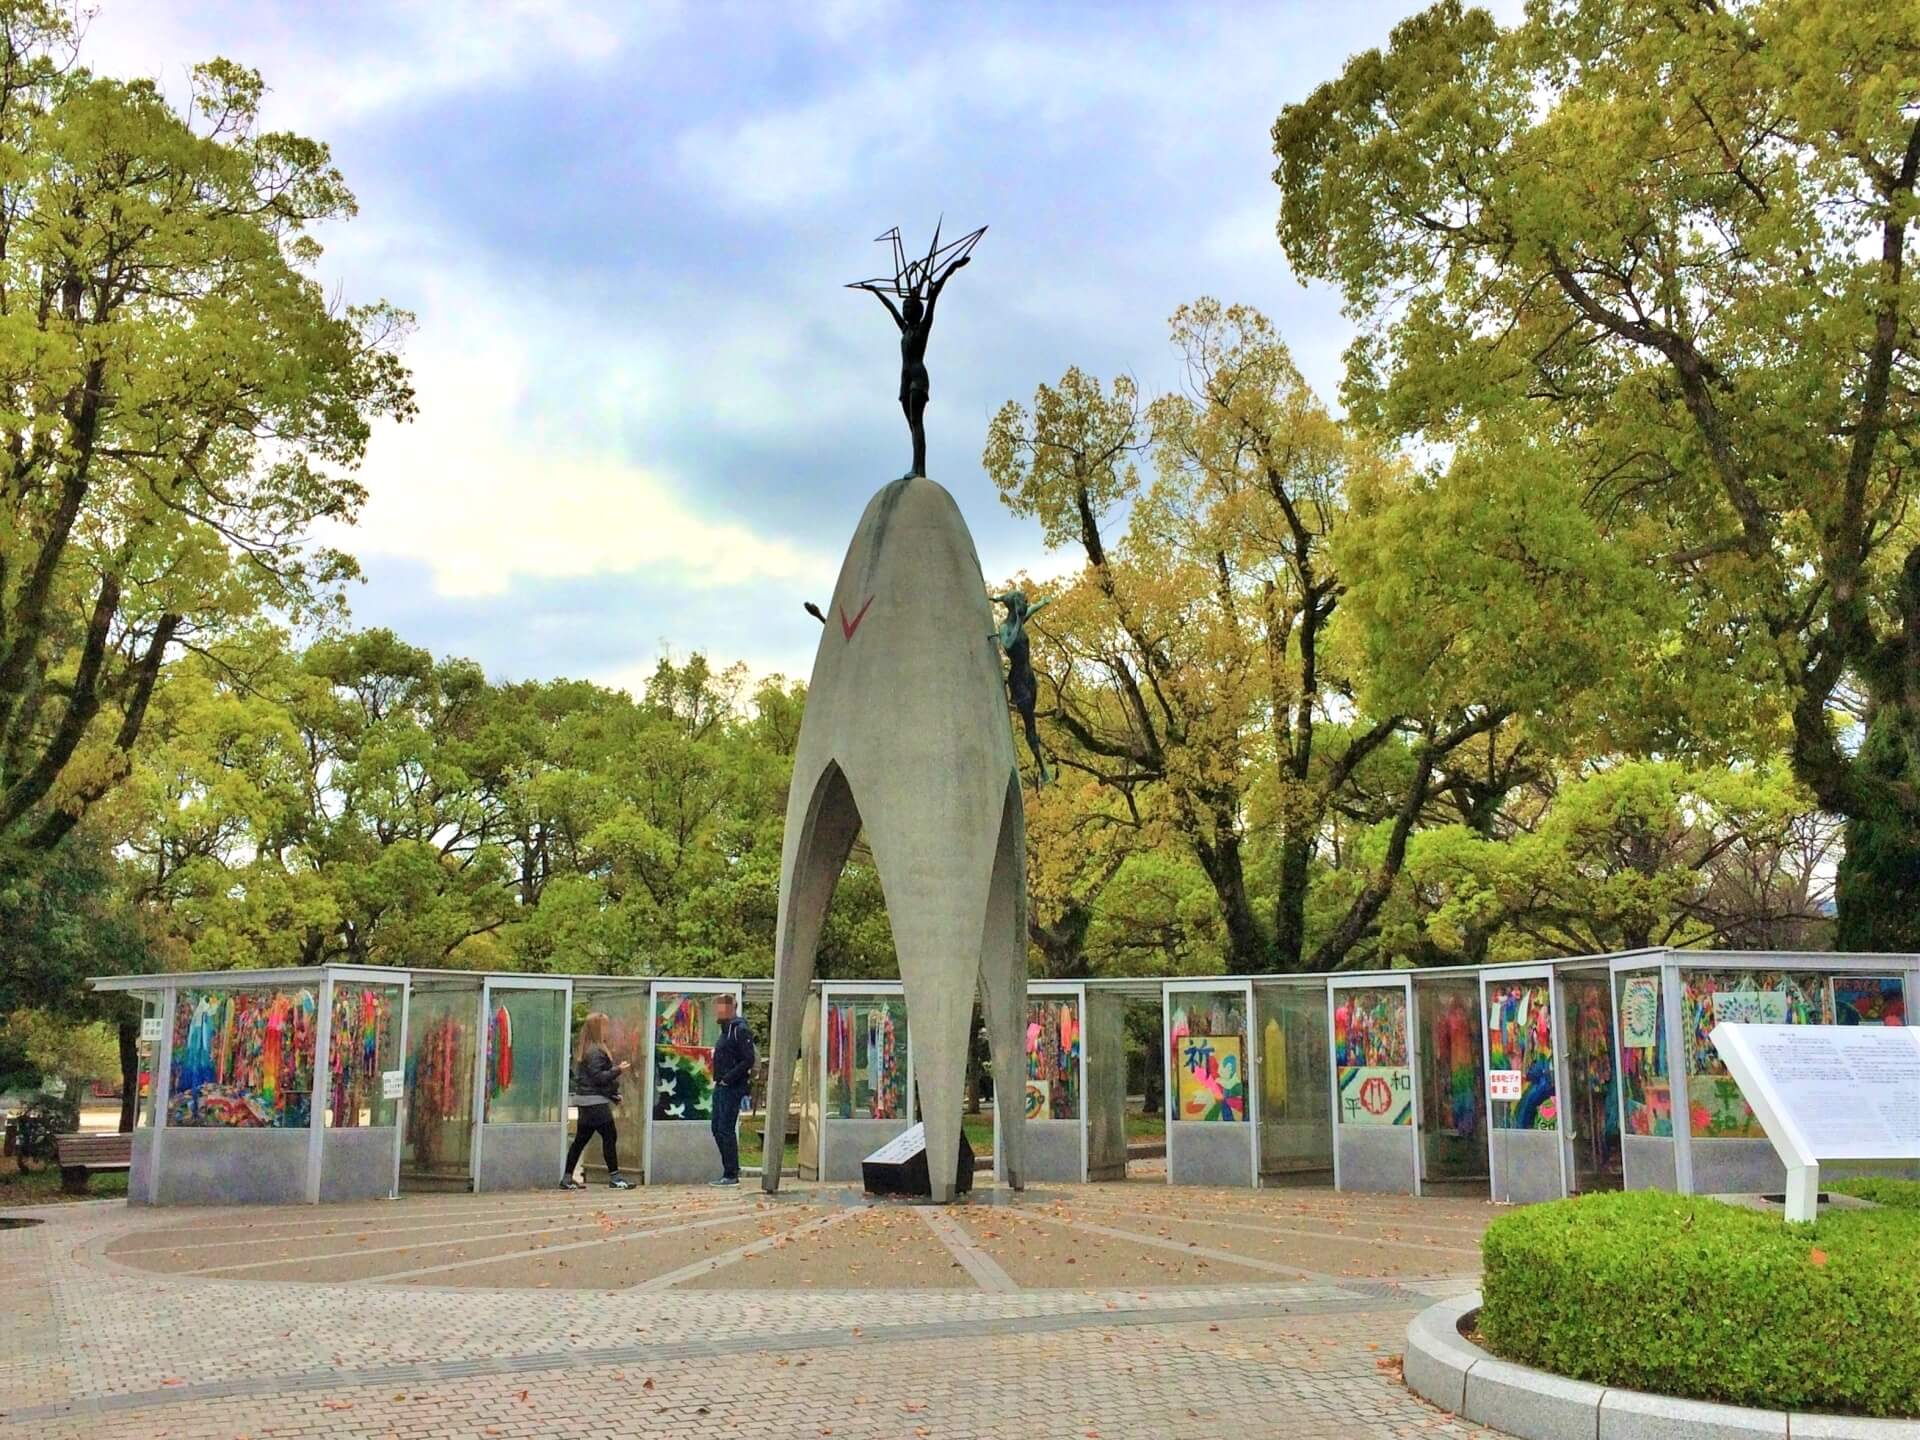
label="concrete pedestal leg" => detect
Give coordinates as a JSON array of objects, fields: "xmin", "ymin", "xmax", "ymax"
[
  {"xmin": 762, "ymin": 765, "xmax": 861, "ymax": 1194},
  {"xmin": 977, "ymin": 773, "xmax": 1028, "ymax": 1191}
]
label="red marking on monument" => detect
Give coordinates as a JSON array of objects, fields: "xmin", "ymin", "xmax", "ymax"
[{"xmin": 840, "ymin": 595, "xmax": 875, "ymax": 640}]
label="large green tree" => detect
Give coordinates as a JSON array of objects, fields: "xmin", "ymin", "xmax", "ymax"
[
  {"xmin": 1274, "ymin": 0, "xmax": 1920, "ymax": 945},
  {"xmin": 0, "ymin": 5, "xmax": 412, "ymax": 866},
  {"xmin": 115, "ymin": 634, "xmax": 895, "ymax": 981},
  {"xmin": 1401, "ymin": 760, "xmax": 1831, "ymax": 961},
  {"xmin": 986, "ymin": 306, "xmax": 1519, "ymax": 972}
]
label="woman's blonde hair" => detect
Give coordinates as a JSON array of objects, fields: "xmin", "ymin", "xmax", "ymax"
[{"xmin": 575, "ymin": 1011, "xmax": 611, "ymax": 1061}]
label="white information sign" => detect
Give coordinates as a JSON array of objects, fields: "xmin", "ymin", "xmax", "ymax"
[
  {"xmin": 865, "ymin": 1122, "xmax": 925, "ymax": 1165},
  {"xmin": 1709, "ymin": 1022, "xmax": 1920, "ymax": 1222},
  {"xmin": 381, "ymin": 1069, "xmax": 405, "ymax": 1101},
  {"xmin": 1488, "ymin": 1069, "xmax": 1524, "ymax": 1101},
  {"xmin": 140, "ymin": 1016, "xmax": 163, "ymax": 1044}
]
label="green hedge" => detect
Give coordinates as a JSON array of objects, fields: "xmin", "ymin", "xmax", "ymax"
[
  {"xmin": 1826, "ymin": 1176, "xmax": 1920, "ymax": 1211},
  {"xmin": 1479, "ymin": 1190, "xmax": 1920, "ymax": 1417}
]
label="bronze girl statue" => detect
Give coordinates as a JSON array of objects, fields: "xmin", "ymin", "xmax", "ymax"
[
  {"xmin": 992, "ymin": 590, "xmax": 1052, "ymax": 784},
  {"xmin": 849, "ymin": 223, "xmax": 985, "ymax": 478}
]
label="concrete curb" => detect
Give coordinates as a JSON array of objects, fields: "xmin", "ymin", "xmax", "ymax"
[{"xmin": 1404, "ymin": 1293, "xmax": 1920, "ymax": 1440}]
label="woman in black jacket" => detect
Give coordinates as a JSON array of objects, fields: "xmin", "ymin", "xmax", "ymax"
[{"xmin": 563, "ymin": 1012, "xmax": 634, "ymax": 1190}]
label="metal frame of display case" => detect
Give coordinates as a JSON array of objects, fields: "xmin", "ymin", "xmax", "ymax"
[
  {"xmin": 1250, "ymin": 975, "xmax": 1336, "ymax": 1188},
  {"xmin": 1327, "ymin": 971, "xmax": 1419, "ymax": 1195},
  {"xmin": 643, "ymin": 978, "xmax": 745, "ymax": 1184},
  {"xmin": 1408, "ymin": 966, "xmax": 1491, "ymax": 1196},
  {"xmin": 1552, "ymin": 958, "xmax": 1625, "ymax": 1196},
  {"xmin": 93, "ymin": 964, "xmax": 415, "ymax": 1207},
  {"xmin": 475, "ymin": 974, "xmax": 573, "ymax": 1194},
  {"xmin": 815, "ymin": 980, "xmax": 917, "ymax": 1183},
  {"xmin": 315, "ymin": 969, "xmax": 413, "ymax": 1205},
  {"xmin": 561, "ymin": 975, "xmax": 652, "ymax": 1182},
  {"xmin": 1163, "ymin": 977, "xmax": 1258, "ymax": 1187},
  {"xmin": 136, "ymin": 983, "xmax": 170, "ymax": 1207},
  {"xmin": 1608, "ymin": 949, "xmax": 1920, "ymax": 1197},
  {"xmin": 994, "ymin": 980, "xmax": 1090, "ymax": 1184},
  {"xmin": 96, "ymin": 950, "xmax": 1920, "ymax": 1208},
  {"xmin": 1478, "ymin": 962, "xmax": 1568, "ymax": 1204},
  {"xmin": 388, "ymin": 981, "xmax": 413, "ymax": 1198}
]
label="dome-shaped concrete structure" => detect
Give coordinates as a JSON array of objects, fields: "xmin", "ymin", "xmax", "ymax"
[{"xmin": 762, "ymin": 476, "xmax": 1027, "ymax": 1203}]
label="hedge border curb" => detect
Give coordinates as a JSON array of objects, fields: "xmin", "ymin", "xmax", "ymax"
[{"xmin": 1404, "ymin": 1293, "xmax": 1920, "ymax": 1440}]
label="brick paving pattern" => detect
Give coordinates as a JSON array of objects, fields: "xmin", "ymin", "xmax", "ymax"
[{"xmin": 0, "ymin": 1181, "xmax": 1510, "ymax": 1439}]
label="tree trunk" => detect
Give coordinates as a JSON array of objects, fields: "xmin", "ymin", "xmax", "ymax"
[
  {"xmin": 1273, "ymin": 830, "xmax": 1312, "ymax": 971},
  {"xmin": 1194, "ymin": 829, "xmax": 1266, "ymax": 973},
  {"xmin": 1030, "ymin": 903, "xmax": 1093, "ymax": 979},
  {"xmin": 117, "ymin": 1018, "xmax": 138, "ymax": 1133}
]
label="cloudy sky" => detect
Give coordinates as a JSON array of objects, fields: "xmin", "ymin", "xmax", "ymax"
[{"xmin": 84, "ymin": 0, "xmax": 1518, "ymax": 691}]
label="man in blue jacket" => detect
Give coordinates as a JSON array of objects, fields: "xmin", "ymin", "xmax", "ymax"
[{"xmin": 709, "ymin": 994, "xmax": 756, "ymax": 1187}]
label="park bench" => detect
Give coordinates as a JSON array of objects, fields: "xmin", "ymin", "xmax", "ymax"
[{"xmin": 55, "ymin": 1132, "xmax": 132, "ymax": 1195}]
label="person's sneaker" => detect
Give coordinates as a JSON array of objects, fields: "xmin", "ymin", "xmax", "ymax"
[
  {"xmin": 608, "ymin": 1173, "xmax": 636, "ymax": 1190},
  {"xmin": 708, "ymin": 1176, "xmax": 740, "ymax": 1187},
  {"xmin": 559, "ymin": 1177, "xmax": 585, "ymax": 1191}
]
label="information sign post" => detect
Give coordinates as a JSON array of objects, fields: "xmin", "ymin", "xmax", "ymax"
[{"xmin": 1709, "ymin": 1023, "xmax": 1920, "ymax": 1223}]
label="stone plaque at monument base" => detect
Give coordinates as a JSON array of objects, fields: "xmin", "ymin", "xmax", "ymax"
[{"xmin": 862, "ymin": 1122, "xmax": 975, "ymax": 1199}]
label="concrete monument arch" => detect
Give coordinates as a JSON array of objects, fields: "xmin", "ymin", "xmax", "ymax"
[{"xmin": 763, "ymin": 475, "xmax": 1028, "ymax": 1203}]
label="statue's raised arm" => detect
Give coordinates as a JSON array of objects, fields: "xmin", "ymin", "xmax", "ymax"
[
  {"xmin": 922, "ymin": 252, "xmax": 970, "ymax": 327},
  {"xmin": 854, "ymin": 282, "xmax": 906, "ymax": 331}
]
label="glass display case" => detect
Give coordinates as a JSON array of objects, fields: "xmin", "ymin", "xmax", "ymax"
[
  {"xmin": 1165, "ymin": 980, "xmax": 1254, "ymax": 1186},
  {"xmin": 326, "ymin": 982, "xmax": 403, "ymax": 1129},
  {"xmin": 476, "ymin": 977, "xmax": 571, "ymax": 1193},
  {"xmin": 1612, "ymin": 952, "xmax": 1915, "ymax": 1196},
  {"xmin": 1478, "ymin": 966, "xmax": 1559, "ymax": 1203},
  {"xmin": 88, "ymin": 951, "xmax": 1918, "ymax": 1209},
  {"xmin": 1329, "ymin": 974, "xmax": 1418, "ymax": 1194},
  {"xmin": 169, "ymin": 984, "xmax": 319, "ymax": 1129},
  {"xmin": 401, "ymin": 977, "xmax": 480, "ymax": 1190},
  {"xmin": 1012, "ymin": 983, "xmax": 1091, "ymax": 1183},
  {"xmin": 816, "ymin": 983, "xmax": 913, "ymax": 1182},
  {"xmin": 825, "ymin": 993, "xmax": 910, "ymax": 1120},
  {"xmin": 1559, "ymin": 967, "xmax": 1621, "ymax": 1192},
  {"xmin": 644, "ymin": 981, "xmax": 742, "ymax": 1184},
  {"xmin": 1254, "ymin": 978, "xmax": 1332, "ymax": 1185},
  {"xmin": 566, "ymin": 981, "xmax": 652, "ymax": 1178},
  {"xmin": 1417, "ymin": 972, "xmax": 1487, "ymax": 1192}
]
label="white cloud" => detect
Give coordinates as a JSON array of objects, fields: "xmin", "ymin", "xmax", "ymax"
[
  {"xmin": 329, "ymin": 273, "xmax": 832, "ymax": 599},
  {"xmin": 80, "ymin": 0, "xmax": 635, "ymax": 132},
  {"xmin": 794, "ymin": 0, "xmax": 905, "ymax": 47},
  {"xmin": 671, "ymin": 30, "xmax": 1174, "ymax": 217},
  {"xmin": 674, "ymin": 65, "xmax": 936, "ymax": 214}
]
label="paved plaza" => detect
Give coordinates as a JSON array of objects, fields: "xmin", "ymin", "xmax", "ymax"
[{"xmin": 0, "ymin": 1182, "xmax": 1507, "ymax": 1439}]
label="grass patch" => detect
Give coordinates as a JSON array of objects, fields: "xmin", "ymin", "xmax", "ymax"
[
  {"xmin": 1826, "ymin": 1176, "xmax": 1920, "ymax": 1211},
  {"xmin": 0, "ymin": 1167, "xmax": 128, "ymax": 1207},
  {"xmin": 1479, "ymin": 1189, "xmax": 1920, "ymax": 1417}
]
